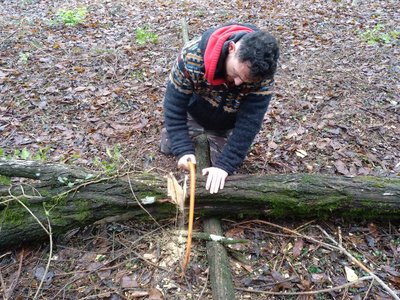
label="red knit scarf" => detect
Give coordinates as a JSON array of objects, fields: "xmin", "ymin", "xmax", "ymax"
[{"xmin": 204, "ymin": 25, "xmax": 253, "ymax": 85}]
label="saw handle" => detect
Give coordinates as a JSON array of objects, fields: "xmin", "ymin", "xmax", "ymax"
[{"xmin": 182, "ymin": 160, "xmax": 196, "ymax": 272}]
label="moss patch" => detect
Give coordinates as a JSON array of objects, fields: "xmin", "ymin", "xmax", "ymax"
[
  {"xmin": 0, "ymin": 175, "xmax": 11, "ymax": 185},
  {"xmin": 0, "ymin": 204, "xmax": 28, "ymax": 225},
  {"xmin": 74, "ymin": 200, "xmax": 91, "ymax": 222}
]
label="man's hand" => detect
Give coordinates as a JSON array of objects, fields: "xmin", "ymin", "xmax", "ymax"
[
  {"xmin": 177, "ymin": 154, "xmax": 196, "ymax": 171},
  {"xmin": 202, "ymin": 167, "xmax": 228, "ymax": 194}
]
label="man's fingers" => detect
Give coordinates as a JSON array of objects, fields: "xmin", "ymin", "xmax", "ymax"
[
  {"xmin": 178, "ymin": 154, "xmax": 196, "ymax": 170},
  {"xmin": 210, "ymin": 174, "xmax": 217, "ymax": 194},
  {"xmin": 202, "ymin": 167, "xmax": 228, "ymax": 194},
  {"xmin": 205, "ymin": 170, "xmax": 212, "ymax": 190},
  {"xmin": 219, "ymin": 175, "xmax": 225, "ymax": 190},
  {"xmin": 212, "ymin": 175, "xmax": 221, "ymax": 194}
]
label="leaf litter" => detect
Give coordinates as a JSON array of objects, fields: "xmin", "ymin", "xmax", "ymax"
[{"xmin": 0, "ymin": 0, "xmax": 399, "ymax": 299}]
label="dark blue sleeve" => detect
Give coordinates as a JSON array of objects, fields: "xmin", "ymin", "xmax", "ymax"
[
  {"xmin": 163, "ymin": 57, "xmax": 195, "ymax": 159},
  {"xmin": 214, "ymin": 83, "xmax": 273, "ymax": 174}
]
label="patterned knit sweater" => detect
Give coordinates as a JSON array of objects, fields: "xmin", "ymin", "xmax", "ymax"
[{"xmin": 163, "ymin": 24, "xmax": 275, "ymax": 174}]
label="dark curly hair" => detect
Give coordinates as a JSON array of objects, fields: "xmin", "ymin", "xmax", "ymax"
[{"xmin": 237, "ymin": 31, "xmax": 280, "ymax": 81}]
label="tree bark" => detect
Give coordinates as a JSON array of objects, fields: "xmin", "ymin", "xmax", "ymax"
[
  {"xmin": 0, "ymin": 158, "xmax": 399, "ymax": 249},
  {"xmin": 193, "ymin": 134, "xmax": 236, "ymax": 300}
]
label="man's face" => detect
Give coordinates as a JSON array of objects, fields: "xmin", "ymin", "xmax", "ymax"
[{"xmin": 225, "ymin": 41, "xmax": 252, "ymax": 86}]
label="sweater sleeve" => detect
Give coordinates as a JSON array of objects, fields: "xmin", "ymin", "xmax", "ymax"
[
  {"xmin": 163, "ymin": 55, "xmax": 195, "ymax": 159},
  {"xmin": 214, "ymin": 80, "xmax": 274, "ymax": 174}
]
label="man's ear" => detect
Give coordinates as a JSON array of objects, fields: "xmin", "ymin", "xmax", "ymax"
[{"xmin": 228, "ymin": 41, "xmax": 236, "ymax": 54}]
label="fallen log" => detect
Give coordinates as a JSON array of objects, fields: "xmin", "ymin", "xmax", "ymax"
[
  {"xmin": 194, "ymin": 134, "xmax": 236, "ymax": 300},
  {"xmin": 0, "ymin": 158, "xmax": 399, "ymax": 249}
]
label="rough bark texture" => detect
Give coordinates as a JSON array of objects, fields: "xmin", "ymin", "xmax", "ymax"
[
  {"xmin": 0, "ymin": 158, "xmax": 400, "ymax": 249},
  {"xmin": 204, "ymin": 218, "xmax": 235, "ymax": 300},
  {"xmin": 194, "ymin": 134, "xmax": 236, "ymax": 300}
]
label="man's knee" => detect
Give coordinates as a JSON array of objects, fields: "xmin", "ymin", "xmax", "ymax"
[
  {"xmin": 207, "ymin": 135, "xmax": 228, "ymax": 166},
  {"xmin": 160, "ymin": 128, "xmax": 172, "ymax": 154}
]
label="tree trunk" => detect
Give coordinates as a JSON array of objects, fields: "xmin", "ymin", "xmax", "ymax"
[{"xmin": 0, "ymin": 158, "xmax": 399, "ymax": 249}]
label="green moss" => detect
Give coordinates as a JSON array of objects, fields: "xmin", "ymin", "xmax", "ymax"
[
  {"xmin": 300, "ymin": 173, "xmax": 324, "ymax": 185},
  {"xmin": 266, "ymin": 192, "xmax": 350, "ymax": 218},
  {"xmin": 51, "ymin": 194, "xmax": 68, "ymax": 206},
  {"xmin": 74, "ymin": 200, "xmax": 91, "ymax": 222},
  {"xmin": 0, "ymin": 175, "xmax": 11, "ymax": 185},
  {"xmin": 362, "ymin": 176, "xmax": 397, "ymax": 188},
  {"xmin": 40, "ymin": 189, "xmax": 51, "ymax": 197},
  {"xmin": 372, "ymin": 182, "xmax": 385, "ymax": 188},
  {"xmin": 0, "ymin": 205, "xmax": 28, "ymax": 225},
  {"xmin": 338, "ymin": 207, "xmax": 395, "ymax": 219}
]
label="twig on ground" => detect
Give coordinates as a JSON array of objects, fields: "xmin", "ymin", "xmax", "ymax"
[
  {"xmin": 79, "ymin": 291, "xmax": 128, "ymax": 300},
  {"xmin": 5, "ymin": 249, "xmax": 24, "ymax": 300},
  {"xmin": 33, "ymin": 217, "xmax": 53, "ymax": 300},
  {"xmin": 236, "ymin": 275, "xmax": 373, "ymax": 296},
  {"xmin": 295, "ymin": 219, "xmax": 316, "ymax": 231},
  {"xmin": 174, "ymin": 230, "xmax": 249, "ymax": 244},
  {"xmin": 315, "ymin": 225, "xmax": 400, "ymax": 300},
  {"xmin": 0, "ymin": 31, "xmax": 17, "ymax": 50},
  {"xmin": 115, "ymin": 238, "xmax": 170, "ymax": 272},
  {"xmin": 237, "ymin": 220, "xmax": 340, "ymax": 251},
  {"xmin": 0, "ymin": 252, "xmax": 11, "ymax": 260},
  {"xmin": 197, "ymin": 269, "xmax": 210, "ymax": 300},
  {"xmin": 0, "ymin": 268, "xmax": 8, "ymax": 300},
  {"xmin": 237, "ymin": 222, "xmax": 304, "ymax": 238},
  {"xmin": 363, "ymin": 278, "xmax": 375, "ymax": 300},
  {"xmin": 338, "ymin": 226, "xmax": 342, "ymax": 247},
  {"xmin": 52, "ymin": 223, "xmax": 171, "ymax": 299}
]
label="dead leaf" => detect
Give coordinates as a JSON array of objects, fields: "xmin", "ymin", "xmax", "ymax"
[
  {"xmin": 45, "ymin": 86, "xmax": 58, "ymax": 94},
  {"xmin": 382, "ymin": 266, "xmax": 400, "ymax": 277},
  {"xmin": 316, "ymin": 138, "xmax": 330, "ymax": 150},
  {"xmin": 299, "ymin": 279, "xmax": 311, "ymax": 290},
  {"xmin": 143, "ymin": 253, "xmax": 157, "ymax": 262},
  {"xmin": 329, "ymin": 140, "xmax": 342, "ymax": 150},
  {"xmin": 358, "ymin": 167, "xmax": 371, "ymax": 175},
  {"xmin": 97, "ymin": 269, "xmax": 111, "ymax": 280},
  {"xmin": 167, "ymin": 173, "xmax": 185, "ymax": 211},
  {"xmin": 110, "ymin": 123, "xmax": 132, "ymax": 133},
  {"xmin": 334, "ymin": 160, "xmax": 349, "ymax": 175},
  {"xmin": 344, "ymin": 266, "xmax": 358, "ymax": 282},
  {"xmin": 129, "ymin": 291, "xmax": 148, "ymax": 297},
  {"xmin": 292, "ymin": 238, "xmax": 304, "ymax": 258},
  {"xmin": 389, "ymin": 275, "xmax": 400, "ymax": 288},
  {"xmin": 323, "ymin": 113, "xmax": 335, "ymax": 119},
  {"xmin": 268, "ymin": 140, "xmax": 278, "ymax": 149},
  {"xmin": 311, "ymin": 273, "xmax": 326, "ymax": 283},
  {"xmin": 368, "ymin": 223, "xmax": 380, "ymax": 243},
  {"xmin": 88, "ymin": 262, "xmax": 103, "ymax": 271},
  {"xmin": 73, "ymin": 66, "xmax": 85, "ymax": 73},
  {"xmin": 148, "ymin": 288, "xmax": 163, "ymax": 300},
  {"xmin": 75, "ymin": 86, "xmax": 86, "ymax": 92},
  {"xmin": 225, "ymin": 227, "xmax": 245, "ymax": 238},
  {"xmin": 271, "ymin": 271, "xmax": 292, "ymax": 289},
  {"xmin": 0, "ymin": 70, "xmax": 7, "ymax": 79},
  {"xmin": 296, "ymin": 149, "xmax": 308, "ymax": 158},
  {"xmin": 240, "ymin": 263, "xmax": 253, "ymax": 273},
  {"xmin": 121, "ymin": 276, "xmax": 138, "ymax": 288}
]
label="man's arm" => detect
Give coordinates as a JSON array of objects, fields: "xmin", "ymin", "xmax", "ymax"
[
  {"xmin": 163, "ymin": 56, "xmax": 195, "ymax": 160},
  {"xmin": 214, "ymin": 81, "xmax": 275, "ymax": 175},
  {"xmin": 200, "ymin": 93, "xmax": 270, "ymax": 194}
]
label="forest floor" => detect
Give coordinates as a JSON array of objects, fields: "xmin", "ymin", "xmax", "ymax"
[{"xmin": 0, "ymin": 0, "xmax": 399, "ymax": 299}]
